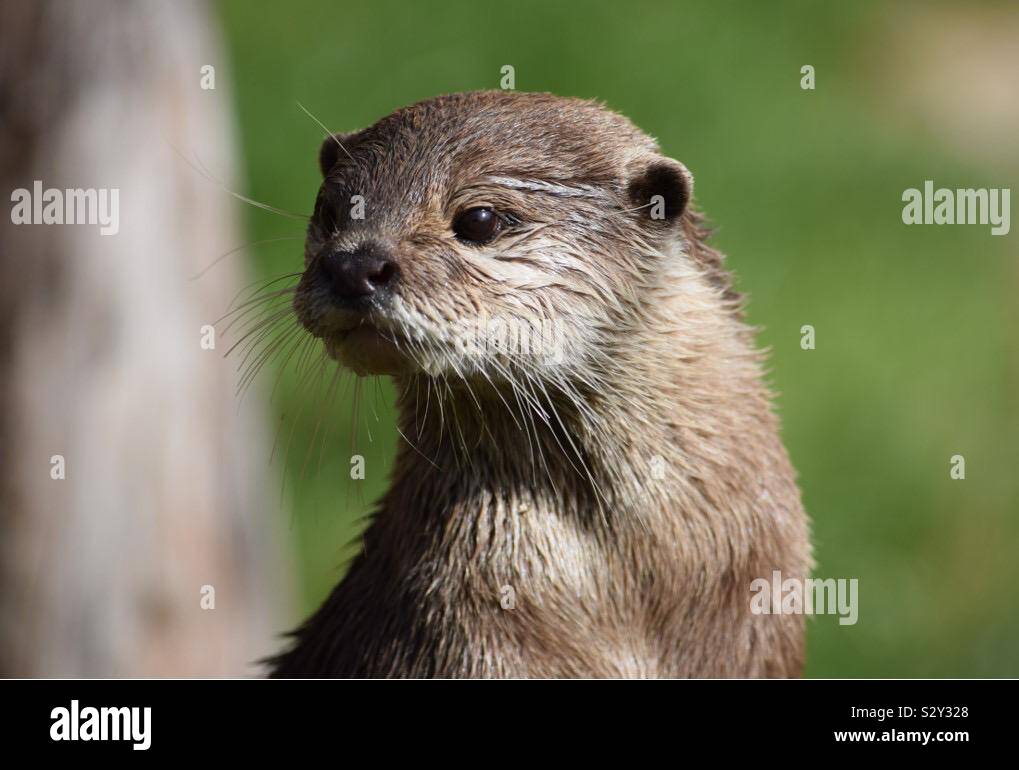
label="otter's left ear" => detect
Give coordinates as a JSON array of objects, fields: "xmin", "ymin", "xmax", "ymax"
[
  {"xmin": 625, "ymin": 157, "xmax": 693, "ymax": 226},
  {"xmin": 318, "ymin": 131, "xmax": 361, "ymax": 177}
]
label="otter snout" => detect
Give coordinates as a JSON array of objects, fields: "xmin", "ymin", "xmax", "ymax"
[
  {"xmin": 294, "ymin": 241, "xmax": 412, "ymax": 375},
  {"xmin": 317, "ymin": 244, "xmax": 399, "ymax": 307}
]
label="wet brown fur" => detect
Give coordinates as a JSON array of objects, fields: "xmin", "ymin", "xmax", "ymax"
[{"xmin": 271, "ymin": 91, "xmax": 811, "ymax": 677}]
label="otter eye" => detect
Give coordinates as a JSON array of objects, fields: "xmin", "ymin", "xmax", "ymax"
[
  {"xmin": 314, "ymin": 188, "xmax": 340, "ymax": 233},
  {"xmin": 453, "ymin": 207, "xmax": 501, "ymax": 244}
]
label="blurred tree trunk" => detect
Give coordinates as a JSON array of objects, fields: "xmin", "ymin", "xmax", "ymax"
[{"xmin": 0, "ymin": 0, "xmax": 289, "ymax": 675}]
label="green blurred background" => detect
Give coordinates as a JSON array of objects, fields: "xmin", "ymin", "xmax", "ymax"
[{"xmin": 217, "ymin": 0, "xmax": 1018, "ymax": 676}]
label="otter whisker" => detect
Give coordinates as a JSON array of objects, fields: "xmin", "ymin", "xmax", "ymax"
[
  {"xmin": 442, "ymin": 354, "xmax": 491, "ymax": 453},
  {"xmin": 232, "ymin": 312, "xmax": 303, "ymax": 392},
  {"xmin": 236, "ymin": 322, "xmax": 295, "ymax": 392},
  {"xmin": 474, "ymin": 363, "xmax": 524, "ymax": 432},
  {"xmin": 270, "ymin": 340, "xmax": 327, "ymax": 468},
  {"xmin": 225, "ymin": 277, "xmax": 296, "ymax": 306},
  {"xmin": 268, "ymin": 331, "xmax": 315, "ymax": 406},
  {"xmin": 226, "ymin": 305, "xmax": 297, "ymax": 362},
  {"xmin": 411, "ymin": 372, "xmax": 422, "ymax": 439},
  {"xmin": 543, "ymin": 372, "xmax": 615, "ymax": 524},
  {"xmin": 168, "ymin": 141, "xmax": 310, "ymax": 221},
  {"xmin": 294, "ymin": 329, "xmax": 321, "ymax": 378},
  {"xmin": 280, "ymin": 351, "xmax": 330, "ymax": 504},
  {"xmin": 518, "ymin": 368, "xmax": 593, "ymax": 495},
  {"xmin": 190, "ymin": 151, "xmax": 310, "ymax": 221},
  {"xmin": 237, "ymin": 321, "xmax": 303, "ymax": 401},
  {"xmin": 300, "ymin": 361, "xmax": 344, "ymax": 487},
  {"xmin": 191, "ymin": 235, "xmax": 304, "ymax": 281},
  {"xmin": 379, "ymin": 337, "xmax": 445, "ymax": 471},
  {"xmin": 495, "ymin": 363, "xmax": 544, "ymax": 488},
  {"xmin": 511, "ymin": 365, "xmax": 561, "ymax": 490},
  {"xmin": 226, "ymin": 271, "xmax": 302, "ymax": 314},
  {"xmin": 349, "ymin": 375, "xmax": 363, "ymax": 458},
  {"xmin": 296, "ymin": 100, "xmax": 355, "ymax": 162},
  {"xmin": 429, "ymin": 371, "xmax": 446, "ymax": 451},
  {"xmin": 393, "ymin": 423, "xmax": 442, "ymax": 472},
  {"xmin": 316, "ymin": 365, "xmax": 352, "ymax": 482},
  {"xmin": 437, "ymin": 369, "xmax": 471, "ymax": 467},
  {"xmin": 220, "ymin": 294, "xmax": 296, "ymax": 345},
  {"xmin": 362, "ymin": 377, "xmax": 377, "ymax": 445},
  {"xmin": 227, "ymin": 287, "xmax": 296, "ymax": 328},
  {"xmin": 224, "ymin": 282, "xmax": 298, "ymax": 330},
  {"xmin": 419, "ymin": 373, "xmax": 433, "ymax": 441}
]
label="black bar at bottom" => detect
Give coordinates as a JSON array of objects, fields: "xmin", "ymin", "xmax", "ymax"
[{"xmin": 0, "ymin": 679, "xmax": 1009, "ymax": 755}]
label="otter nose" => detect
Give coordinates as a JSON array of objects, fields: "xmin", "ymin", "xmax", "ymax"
[{"xmin": 318, "ymin": 246, "xmax": 398, "ymax": 303}]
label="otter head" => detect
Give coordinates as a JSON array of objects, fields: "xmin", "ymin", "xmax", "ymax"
[{"xmin": 293, "ymin": 91, "xmax": 698, "ymax": 385}]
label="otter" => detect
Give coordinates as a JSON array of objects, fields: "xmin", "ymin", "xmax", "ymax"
[{"xmin": 270, "ymin": 91, "xmax": 811, "ymax": 677}]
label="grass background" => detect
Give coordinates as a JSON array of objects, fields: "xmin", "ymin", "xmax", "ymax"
[{"xmin": 217, "ymin": 0, "xmax": 1018, "ymax": 676}]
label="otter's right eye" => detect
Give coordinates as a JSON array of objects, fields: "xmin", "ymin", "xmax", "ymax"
[
  {"xmin": 453, "ymin": 207, "xmax": 502, "ymax": 244},
  {"xmin": 314, "ymin": 190, "xmax": 339, "ymax": 233}
]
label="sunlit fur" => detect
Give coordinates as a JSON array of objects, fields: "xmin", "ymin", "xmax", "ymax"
[{"xmin": 272, "ymin": 91, "xmax": 812, "ymax": 677}]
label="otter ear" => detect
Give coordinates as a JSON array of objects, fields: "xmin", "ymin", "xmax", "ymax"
[
  {"xmin": 318, "ymin": 131, "xmax": 360, "ymax": 177},
  {"xmin": 625, "ymin": 157, "xmax": 692, "ymax": 227}
]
